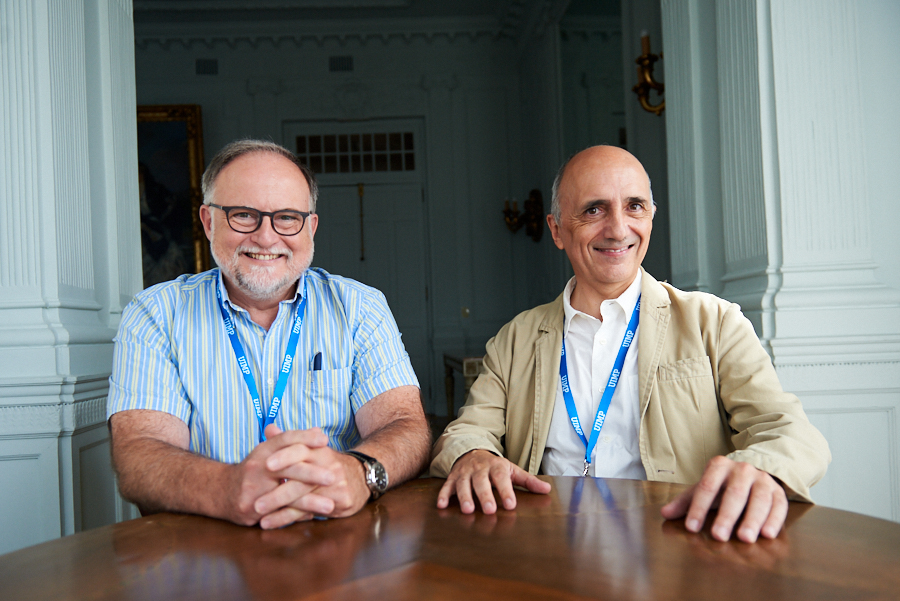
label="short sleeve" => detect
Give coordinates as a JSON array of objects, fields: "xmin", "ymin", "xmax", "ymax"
[
  {"xmin": 347, "ymin": 289, "xmax": 419, "ymax": 412},
  {"xmin": 107, "ymin": 292, "xmax": 192, "ymax": 425}
]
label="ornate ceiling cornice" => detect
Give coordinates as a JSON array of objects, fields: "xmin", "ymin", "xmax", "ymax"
[
  {"xmin": 134, "ymin": 17, "xmax": 509, "ymax": 50},
  {"xmin": 134, "ymin": 0, "xmax": 412, "ymax": 10}
]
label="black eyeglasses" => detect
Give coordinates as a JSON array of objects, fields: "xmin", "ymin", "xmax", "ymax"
[{"xmin": 207, "ymin": 204, "xmax": 311, "ymax": 236}]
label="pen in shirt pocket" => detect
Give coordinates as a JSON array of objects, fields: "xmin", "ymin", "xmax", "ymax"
[{"xmin": 312, "ymin": 352, "xmax": 322, "ymax": 371}]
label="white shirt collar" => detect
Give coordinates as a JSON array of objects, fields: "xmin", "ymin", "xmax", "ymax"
[{"xmin": 562, "ymin": 270, "xmax": 642, "ymax": 337}]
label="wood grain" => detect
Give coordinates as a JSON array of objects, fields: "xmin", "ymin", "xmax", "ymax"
[{"xmin": 1, "ymin": 477, "xmax": 898, "ymax": 600}]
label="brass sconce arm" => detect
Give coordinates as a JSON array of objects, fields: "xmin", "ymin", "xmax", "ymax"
[
  {"xmin": 632, "ymin": 33, "xmax": 665, "ymax": 116},
  {"xmin": 503, "ymin": 189, "xmax": 544, "ymax": 242}
]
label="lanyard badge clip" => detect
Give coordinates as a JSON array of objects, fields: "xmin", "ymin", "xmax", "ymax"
[{"xmin": 582, "ymin": 460, "xmax": 591, "ymax": 477}]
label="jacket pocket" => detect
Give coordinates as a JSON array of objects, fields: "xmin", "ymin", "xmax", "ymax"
[{"xmin": 655, "ymin": 356, "xmax": 727, "ymax": 474}]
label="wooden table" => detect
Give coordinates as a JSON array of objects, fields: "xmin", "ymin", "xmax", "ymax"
[{"xmin": 2, "ymin": 477, "xmax": 899, "ymax": 600}]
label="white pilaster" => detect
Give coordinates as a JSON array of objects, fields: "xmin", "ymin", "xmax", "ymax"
[
  {"xmin": 661, "ymin": 0, "xmax": 900, "ymax": 521},
  {"xmin": 0, "ymin": 0, "xmax": 141, "ymax": 553}
]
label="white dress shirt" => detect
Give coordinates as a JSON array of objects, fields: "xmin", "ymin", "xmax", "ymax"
[{"xmin": 540, "ymin": 272, "xmax": 646, "ymax": 480}]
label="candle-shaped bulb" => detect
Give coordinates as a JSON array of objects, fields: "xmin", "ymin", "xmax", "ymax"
[{"xmin": 641, "ymin": 32, "xmax": 651, "ymax": 55}]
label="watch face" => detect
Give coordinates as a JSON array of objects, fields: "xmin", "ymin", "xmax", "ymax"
[{"xmin": 370, "ymin": 462, "xmax": 388, "ymax": 492}]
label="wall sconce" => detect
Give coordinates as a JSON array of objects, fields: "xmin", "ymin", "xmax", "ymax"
[
  {"xmin": 503, "ymin": 189, "xmax": 544, "ymax": 242},
  {"xmin": 632, "ymin": 31, "xmax": 665, "ymax": 116}
]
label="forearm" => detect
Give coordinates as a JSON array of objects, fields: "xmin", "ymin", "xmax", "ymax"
[
  {"xmin": 353, "ymin": 412, "xmax": 431, "ymax": 488},
  {"xmin": 113, "ymin": 435, "xmax": 241, "ymax": 522}
]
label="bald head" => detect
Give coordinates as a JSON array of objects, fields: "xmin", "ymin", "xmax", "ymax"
[
  {"xmin": 551, "ymin": 146, "xmax": 653, "ymax": 224},
  {"xmin": 545, "ymin": 145, "xmax": 656, "ymax": 306}
]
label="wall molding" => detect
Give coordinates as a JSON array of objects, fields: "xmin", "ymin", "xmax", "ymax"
[
  {"xmin": 135, "ymin": 0, "xmax": 411, "ymax": 9},
  {"xmin": 559, "ymin": 15, "xmax": 621, "ymax": 41},
  {"xmin": 135, "ymin": 17, "xmax": 513, "ymax": 50}
]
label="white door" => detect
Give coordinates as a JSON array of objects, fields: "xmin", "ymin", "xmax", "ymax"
[{"xmin": 312, "ymin": 181, "xmax": 431, "ymax": 395}]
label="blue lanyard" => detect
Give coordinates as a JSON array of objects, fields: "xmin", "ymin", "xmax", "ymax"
[
  {"xmin": 560, "ymin": 295, "xmax": 640, "ymax": 476},
  {"xmin": 216, "ymin": 280, "xmax": 308, "ymax": 443}
]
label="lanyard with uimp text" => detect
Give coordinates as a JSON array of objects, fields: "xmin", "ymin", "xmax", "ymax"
[
  {"xmin": 216, "ymin": 280, "xmax": 307, "ymax": 443},
  {"xmin": 560, "ymin": 295, "xmax": 640, "ymax": 476}
]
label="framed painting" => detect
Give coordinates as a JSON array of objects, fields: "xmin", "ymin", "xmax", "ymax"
[{"xmin": 136, "ymin": 104, "xmax": 209, "ymax": 289}]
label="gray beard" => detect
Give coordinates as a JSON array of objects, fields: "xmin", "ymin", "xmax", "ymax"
[{"xmin": 211, "ymin": 238, "xmax": 314, "ymax": 302}]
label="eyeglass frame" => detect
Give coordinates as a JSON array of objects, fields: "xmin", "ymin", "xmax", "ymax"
[{"xmin": 206, "ymin": 203, "xmax": 312, "ymax": 236}]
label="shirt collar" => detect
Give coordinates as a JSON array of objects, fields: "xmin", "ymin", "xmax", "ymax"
[
  {"xmin": 215, "ymin": 268, "xmax": 306, "ymax": 314},
  {"xmin": 562, "ymin": 270, "xmax": 642, "ymax": 337}
]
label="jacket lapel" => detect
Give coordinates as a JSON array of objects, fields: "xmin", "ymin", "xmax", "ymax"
[
  {"xmin": 638, "ymin": 269, "xmax": 671, "ymax": 419},
  {"xmin": 530, "ymin": 295, "xmax": 564, "ymax": 474}
]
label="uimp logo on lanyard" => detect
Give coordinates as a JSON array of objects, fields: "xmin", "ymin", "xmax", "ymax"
[
  {"xmin": 560, "ymin": 295, "xmax": 640, "ymax": 476},
  {"xmin": 216, "ymin": 279, "xmax": 308, "ymax": 443}
]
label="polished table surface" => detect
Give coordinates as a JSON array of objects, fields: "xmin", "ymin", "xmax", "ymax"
[{"xmin": 2, "ymin": 477, "xmax": 899, "ymax": 600}]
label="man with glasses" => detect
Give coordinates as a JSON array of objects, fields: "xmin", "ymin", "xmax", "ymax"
[{"xmin": 108, "ymin": 140, "xmax": 430, "ymax": 529}]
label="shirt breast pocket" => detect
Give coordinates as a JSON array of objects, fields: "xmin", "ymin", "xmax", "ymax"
[{"xmin": 302, "ymin": 366, "xmax": 354, "ymax": 432}]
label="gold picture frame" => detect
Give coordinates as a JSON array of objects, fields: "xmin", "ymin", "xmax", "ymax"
[{"xmin": 137, "ymin": 104, "xmax": 209, "ymax": 288}]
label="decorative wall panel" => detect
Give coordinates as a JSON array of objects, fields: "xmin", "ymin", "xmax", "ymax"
[
  {"xmin": 0, "ymin": 0, "xmax": 41, "ymax": 290},
  {"xmin": 0, "ymin": 437, "xmax": 61, "ymax": 555},
  {"xmin": 806, "ymin": 406, "xmax": 897, "ymax": 521},
  {"xmin": 110, "ymin": 0, "xmax": 142, "ymax": 302},
  {"xmin": 660, "ymin": 2, "xmax": 698, "ymax": 285},
  {"xmin": 49, "ymin": 1, "xmax": 94, "ymax": 290},
  {"xmin": 716, "ymin": 0, "xmax": 767, "ymax": 269},
  {"xmin": 770, "ymin": 0, "xmax": 869, "ymax": 263}
]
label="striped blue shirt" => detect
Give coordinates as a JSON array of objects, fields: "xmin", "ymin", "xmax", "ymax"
[{"xmin": 108, "ymin": 268, "xmax": 418, "ymax": 464}]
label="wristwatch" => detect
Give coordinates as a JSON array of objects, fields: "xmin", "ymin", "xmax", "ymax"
[{"xmin": 345, "ymin": 451, "xmax": 388, "ymax": 501}]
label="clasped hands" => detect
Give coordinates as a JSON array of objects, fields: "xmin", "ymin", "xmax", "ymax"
[
  {"xmin": 438, "ymin": 450, "xmax": 787, "ymax": 543},
  {"xmin": 231, "ymin": 424, "xmax": 370, "ymax": 529}
]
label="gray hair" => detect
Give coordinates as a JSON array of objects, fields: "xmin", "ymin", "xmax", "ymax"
[
  {"xmin": 201, "ymin": 139, "xmax": 319, "ymax": 212},
  {"xmin": 550, "ymin": 151, "xmax": 655, "ymax": 223}
]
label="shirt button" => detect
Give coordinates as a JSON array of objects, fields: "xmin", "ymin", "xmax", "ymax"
[
  {"xmin": 599, "ymin": 338, "xmax": 607, "ymax": 345},
  {"xmin": 267, "ymin": 377, "xmax": 274, "ymax": 387}
]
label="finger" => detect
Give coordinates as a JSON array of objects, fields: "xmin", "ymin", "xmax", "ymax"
[
  {"xmin": 489, "ymin": 465, "xmax": 518, "ymax": 511},
  {"xmin": 684, "ymin": 461, "xmax": 732, "ymax": 533},
  {"xmin": 263, "ymin": 426, "xmax": 330, "ymax": 450},
  {"xmin": 709, "ymin": 473, "xmax": 755, "ymax": 542},
  {"xmin": 509, "ymin": 469, "xmax": 552, "ymax": 495},
  {"xmin": 732, "ymin": 481, "xmax": 782, "ymax": 543},
  {"xmin": 471, "ymin": 470, "xmax": 499, "ymax": 514},
  {"xmin": 253, "ymin": 479, "xmax": 321, "ymax": 515},
  {"xmin": 759, "ymin": 487, "xmax": 789, "ymax": 540},
  {"xmin": 660, "ymin": 487, "xmax": 695, "ymax": 520},
  {"xmin": 454, "ymin": 476, "xmax": 477, "ymax": 514},
  {"xmin": 265, "ymin": 443, "xmax": 339, "ymax": 480},
  {"xmin": 272, "ymin": 461, "xmax": 336, "ymax": 487},
  {"xmin": 289, "ymin": 491, "xmax": 336, "ymax": 517},
  {"xmin": 436, "ymin": 477, "xmax": 458, "ymax": 509},
  {"xmin": 259, "ymin": 506, "xmax": 313, "ymax": 530}
]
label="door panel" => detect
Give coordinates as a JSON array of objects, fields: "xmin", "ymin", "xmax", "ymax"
[{"xmin": 313, "ymin": 182, "xmax": 431, "ymax": 396}]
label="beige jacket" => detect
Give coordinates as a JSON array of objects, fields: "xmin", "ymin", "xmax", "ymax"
[{"xmin": 431, "ymin": 270, "xmax": 830, "ymax": 502}]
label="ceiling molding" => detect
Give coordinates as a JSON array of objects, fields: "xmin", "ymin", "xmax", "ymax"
[
  {"xmin": 559, "ymin": 15, "xmax": 621, "ymax": 40},
  {"xmin": 134, "ymin": 17, "xmax": 509, "ymax": 49},
  {"xmin": 134, "ymin": 0, "xmax": 412, "ymax": 10},
  {"xmin": 497, "ymin": 0, "xmax": 570, "ymax": 44}
]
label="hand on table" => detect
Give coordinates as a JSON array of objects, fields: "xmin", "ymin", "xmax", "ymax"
[
  {"xmin": 436, "ymin": 450, "xmax": 551, "ymax": 514},
  {"xmin": 229, "ymin": 425, "xmax": 336, "ymax": 529},
  {"xmin": 252, "ymin": 425, "xmax": 374, "ymax": 528},
  {"xmin": 660, "ymin": 455, "xmax": 788, "ymax": 543}
]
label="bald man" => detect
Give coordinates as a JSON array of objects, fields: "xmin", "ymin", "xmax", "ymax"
[{"xmin": 431, "ymin": 146, "xmax": 830, "ymax": 543}]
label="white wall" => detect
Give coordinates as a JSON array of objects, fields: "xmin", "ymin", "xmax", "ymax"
[
  {"xmin": 662, "ymin": 0, "xmax": 900, "ymax": 521},
  {"xmin": 0, "ymin": 0, "xmax": 141, "ymax": 554}
]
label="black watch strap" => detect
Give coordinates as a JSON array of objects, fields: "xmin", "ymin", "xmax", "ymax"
[{"xmin": 345, "ymin": 450, "xmax": 388, "ymax": 500}]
